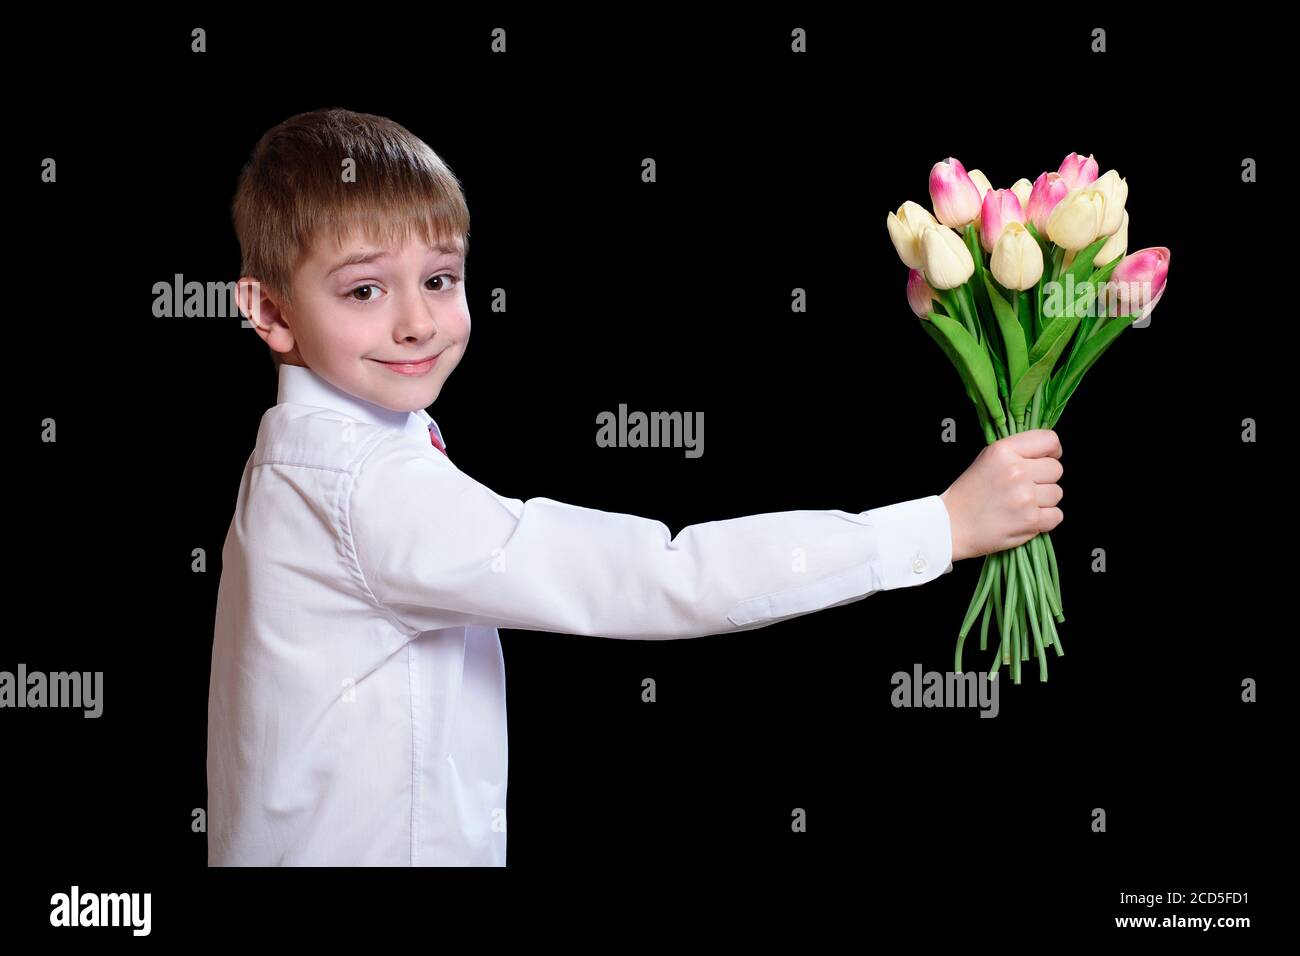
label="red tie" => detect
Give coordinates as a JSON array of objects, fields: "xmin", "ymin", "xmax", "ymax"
[{"xmin": 428, "ymin": 422, "xmax": 448, "ymax": 458}]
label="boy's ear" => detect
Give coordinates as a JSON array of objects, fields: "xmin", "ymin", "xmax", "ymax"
[{"xmin": 238, "ymin": 276, "xmax": 296, "ymax": 358}]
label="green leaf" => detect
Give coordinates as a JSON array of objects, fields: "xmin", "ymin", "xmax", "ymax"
[
  {"xmin": 964, "ymin": 227, "xmax": 996, "ymax": 337},
  {"xmin": 1049, "ymin": 245, "xmax": 1066, "ymax": 283},
  {"xmin": 920, "ymin": 316, "xmax": 980, "ymax": 408},
  {"xmin": 985, "ymin": 323, "xmax": 1008, "ymax": 399},
  {"xmin": 1040, "ymin": 275, "xmax": 1096, "ymax": 330},
  {"xmin": 936, "ymin": 287, "xmax": 962, "ymax": 324},
  {"xmin": 955, "ymin": 283, "xmax": 983, "ymax": 348},
  {"xmin": 1018, "ymin": 281, "xmax": 1035, "ymax": 342},
  {"xmin": 926, "ymin": 312, "xmax": 1003, "ymax": 424},
  {"xmin": 1011, "ymin": 312, "xmax": 1081, "ymax": 423},
  {"xmin": 1048, "ymin": 313, "xmax": 1135, "ymax": 425},
  {"xmin": 1060, "ymin": 235, "xmax": 1110, "ymax": 287},
  {"xmin": 983, "ymin": 273, "xmax": 1028, "ymax": 388}
]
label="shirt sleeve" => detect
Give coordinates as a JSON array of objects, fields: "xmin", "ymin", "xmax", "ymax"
[{"xmin": 346, "ymin": 432, "xmax": 954, "ymax": 640}]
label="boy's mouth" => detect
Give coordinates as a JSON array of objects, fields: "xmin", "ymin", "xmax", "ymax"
[{"xmin": 372, "ymin": 354, "xmax": 440, "ymax": 376}]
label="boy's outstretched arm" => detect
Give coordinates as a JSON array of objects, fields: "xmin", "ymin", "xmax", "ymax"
[{"xmin": 346, "ymin": 430, "xmax": 964, "ymax": 640}]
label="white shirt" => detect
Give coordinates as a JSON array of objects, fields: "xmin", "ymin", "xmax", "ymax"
[{"xmin": 207, "ymin": 363, "xmax": 954, "ymax": 866}]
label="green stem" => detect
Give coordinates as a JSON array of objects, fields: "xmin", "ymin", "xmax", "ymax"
[
  {"xmin": 1034, "ymin": 277, "xmax": 1043, "ymax": 342},
  {"xmin": 1002, "ymin": 547, "xmax": 1018, "ymax": 667},
  {"xmin": 1012, "ymin": 608, "xmax": 1021, "ymax": 683},
  {"xmin": 937, "ymin": 287, "xmax": 966, "ymax": 329},
  {"xmin": 956, "ymin": 555, "xmax": 997, "ymax": 673},
  {"xmin": 1012, "ymin": 545, "xmax": 1046, "ymax": 680},
  {"xmin": 1030, "ymin": 535, "xmax": 1061, "ymax": 618},
  {"xmin": 1035, "ymin": 548, "xmax": 1053, "ymax": 666},
  {"xmin": 991, "ymin": 549, "xmax": 1018, "ymax": 680},
  {"xmin": 989, "ymin": 552, "xmax": 1005, "ymax": 643},
  {"xmin": 975, "ymin": 402, "xmax": 997, "ymax": 444},
  {"xmin": 1045, "ymin": 605, "xmax": 1064, "ymax": 656},
  {"xmin": 956, "ymin": 283, "xmax": 981, "ymax": 345},
  {"xmin": 1044, "ymin": 533, "xmax": 1063, "ymax": 621},
  {"xmin": 978, "ymin": 588, "xmax": 995, "ymax": 659}
]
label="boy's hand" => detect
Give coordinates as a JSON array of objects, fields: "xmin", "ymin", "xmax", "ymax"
[{"xmin": 939, "ymin": 429, "xmax": 1064, "ymax": 562}]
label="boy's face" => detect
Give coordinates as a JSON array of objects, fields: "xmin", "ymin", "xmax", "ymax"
[{"xmin": 251, "ymin": 228, "xmax": 470, "ymax": 413}]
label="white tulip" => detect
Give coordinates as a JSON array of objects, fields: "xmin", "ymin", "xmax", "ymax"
[
  {"xmin": 1088, "ymin": 169, "xmax": 1128, "ymax": 237},
  {"xmin": 1046, "ymin": 188, "xmax": 1105, "ymax": 251},
  {"xmin": 1093, "ymin": 210, "xmax": 1129, "ymax": 267},
  {"xmin": 887, "ymin": 200, "xmax": 941, "ymax": 269},
  {"xmin": 990, "ymin": 221, "xmax": 1044, "ymax": 291},
  {"xmin": 920, "ymin": 224, "xmax": 975, "ymax": 290},
  {"xmin": 1010, "ymin": 178, "xmax": 1033, "ymax": 215}
]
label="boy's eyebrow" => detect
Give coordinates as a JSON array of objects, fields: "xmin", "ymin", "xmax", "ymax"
[{"xmin": 326, "ymin": 243, "xmax": 465, "ymax": 276}]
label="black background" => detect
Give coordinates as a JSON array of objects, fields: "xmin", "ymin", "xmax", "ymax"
[{"xmin": 7, "ymin": 10, "xmax": 1283, "ymax": 944}]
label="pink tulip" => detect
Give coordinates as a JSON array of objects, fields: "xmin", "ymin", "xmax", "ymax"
[
  {"xmin": 928, "ymin": 157, "xmax": 983, "ymax": 229},
  {"xmin": 907, "ymin": 268, "xmax": 940, "ymax": 319},
  {"xmin": 1103, "ymin": 247, "xmax": 1171, "ymax": 321},
  {"xmin": 1025, "ymin": 171, "xmax": 1070, "ymax": 234},
  {"xmin": 979, "ymin": 189, "xmax": 1026, "ymax": 254},
  {"xmin": 1057, "ymin": 152, "xmax": 1100, "ymax": 190}
]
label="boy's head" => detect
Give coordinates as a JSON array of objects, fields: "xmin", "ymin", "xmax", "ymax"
[{"xmin": 232, "ymin": 108, "xmax": 471, "ymax": 413}]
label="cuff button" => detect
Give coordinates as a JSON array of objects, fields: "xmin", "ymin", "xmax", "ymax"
[{"xmin": 912, "ymin": 554, "xmax": 927, "ymax": 573}]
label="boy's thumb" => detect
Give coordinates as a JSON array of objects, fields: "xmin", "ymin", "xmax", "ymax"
[{"xmin": 1003, "ymin": 428, "xmax": 1062, "ymax": 459}]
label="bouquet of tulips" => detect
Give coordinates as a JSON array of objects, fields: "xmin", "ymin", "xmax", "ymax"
[{"xmin": 887, "ymin": 152, "xmax": 1170, "ymax": 683}]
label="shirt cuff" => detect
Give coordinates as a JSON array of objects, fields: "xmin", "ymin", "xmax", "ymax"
[{"xmin": 860, "ymin": 494, "xmax": 954, "ymax": 590}]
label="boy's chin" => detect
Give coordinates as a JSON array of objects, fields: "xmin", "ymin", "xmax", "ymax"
[{"xmin": 377, "ymin": 385, "xmax": 442, "ymax": 414}]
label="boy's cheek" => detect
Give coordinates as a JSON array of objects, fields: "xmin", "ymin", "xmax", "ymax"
[{"xmin": 448, "ymin": 309, "xmax": 472, "ymax": 340}]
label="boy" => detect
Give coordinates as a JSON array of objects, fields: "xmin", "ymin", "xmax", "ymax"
[{"xmin": 208, "ymin": 108, "xmax": 1065, "ymax": 866}]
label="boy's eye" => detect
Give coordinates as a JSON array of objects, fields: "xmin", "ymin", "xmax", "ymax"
[
  {"xmin": 346, "ymin": 273, "xmax": 461, "ymax": 302},
  {"xmin": 425, "ymin": 272, "xmax": 461, "ymax": 293}
]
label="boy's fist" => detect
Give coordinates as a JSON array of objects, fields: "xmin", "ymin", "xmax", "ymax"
[{"xmin": 939, "ymin": 429, "xmax": 1064, "ymax": 562}]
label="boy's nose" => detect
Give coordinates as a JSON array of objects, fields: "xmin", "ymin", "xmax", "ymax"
[{"xmin": 397, "ymin": 297, "xmax": 439, "ymax": 336}]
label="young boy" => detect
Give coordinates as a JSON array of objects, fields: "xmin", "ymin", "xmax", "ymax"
[{"xmin": 208, "ymin": 108, "xmax": 1065, "ymax": 867}]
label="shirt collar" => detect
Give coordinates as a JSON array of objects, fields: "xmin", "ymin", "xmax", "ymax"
[{"xmin": 276, "ymin": 363, "xmax": 445, "ymax": 447}]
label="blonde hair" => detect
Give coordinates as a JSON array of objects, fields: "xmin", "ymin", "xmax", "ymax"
[{"xmin": 231, "ymin": 108, "xmax": 471, "ymax": 369}]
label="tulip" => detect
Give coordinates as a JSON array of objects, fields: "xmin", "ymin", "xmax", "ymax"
[
  {"xmin": 1010, "ymin": 178, "xmax": 1033, "ymax": 214},
  {"xmin": 990, "ymin": 221, "xmax": 1044, "ymax": 291},
  {"xmin": 1046, "ymin": 187, "xmax": 1105, "ymax": 250},
  {"xmin": 1102, "ymin": 247, "xmax": 1170, "ymax": 322},
  {"xmin": 1094, "ymin": 210, "xmax": 1129, "ymax": 267},
  {"xmin": 1025, "ymin": 172, "xmax": 1070, "ymax": 234},
  {"xmin": 907, "ymin": 268, "xmax": 940, "ymax": 319},
  {"xmin": 886, "ymin": 200, "xmax": 942, "ymax": 270},
  {"xmin": 1057, "ymin": 152, "xmax": 1100, "ymax": 190},
  {"xmin": 968, "ymin": 169, "xmax": 993, "ymax": 227},
  {"xmin": 920, "ymin": 224, "xmax": 975, "ymax": 289},
  {"xmin": 929, "ymin": 157, "xmax": 983, "ymax": 229},
  {"xmin": 1087, "ymin": 169, "xmax": 1129, "ymax": 237},
  {"xmin": 980, "ymin": 189, "xmax": 1026, "ymax": 254},
  {"xmin": 1063, "ymin": 208, "xmax": 1128, "ymax": 270}
]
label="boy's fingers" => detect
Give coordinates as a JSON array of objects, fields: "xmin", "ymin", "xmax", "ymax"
[
  {"xmin": 1026, "ymin": 457, "xmax": 1063, "ymax": 483},
  {"xmin": 1003, "ymin": 428, "xmax": 1061, "ymax": 460}
]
